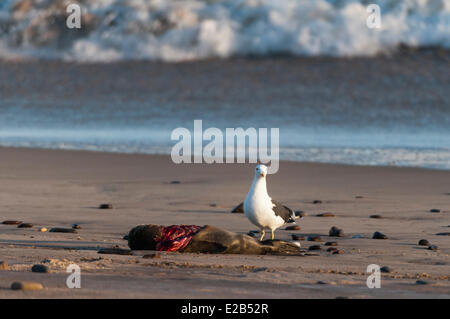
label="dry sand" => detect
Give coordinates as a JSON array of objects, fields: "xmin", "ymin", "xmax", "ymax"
[{"xmin": 0, "ymin": 147, "xmax": 449, "ymax": 298}]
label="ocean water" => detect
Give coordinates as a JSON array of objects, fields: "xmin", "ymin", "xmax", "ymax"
[{"xmin": 0, "ymin": 55, "xmax": 449, "ymax": 170}]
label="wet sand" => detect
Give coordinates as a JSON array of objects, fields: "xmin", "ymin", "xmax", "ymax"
[{"xmin": 0, "ymin": 147, "xmax": 449, "ymax": 298}]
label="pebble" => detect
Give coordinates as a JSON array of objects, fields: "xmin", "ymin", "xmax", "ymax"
[
  {"xmin": 231, "ymin": 203, "xmax": 244, "ymax": 214},
  {"xmin": 325, "ymin": 241, "xmax": 337, "ymax": 246},
  {"xmin": 317, "ymin": 280, "xmax": 328, "ymax": 284},
  {"xmin": 307, "ymin": 235, "xmax": 322, "ymax": 242},
  {"xmin": 18, "ymin": 223, "xmax": 33, "ymax": 228},
  {"xmin": 39, "ymin": 227, "xmax": 47, "ymax": 232},
  {"xmin": 380, "ymin": 266, "xmax": 391, "ymax": 273},
  {"xmin": 291, "ymin": 234, "xmax": 305, "ymax": 241},
  {"xmin": 291, "ymin": 241, "xmax": 301, "ymax": 247},
  {"xmin": 11, "ymin": 281, "xmax": 43, "ymax": 291},
  {"xmin": 418, "ymin": 239, "xmax": 430, "ymax": 246},
  {"xmin": 31, "ymin": 264, "xmax": 50, "ymax": 273},
  {"xmin": 285, "ymin": 225, "xmax": 300, "ymax": 231},
  {"xmin": 99, "ymin": 203, "xmax": 113, "ymax": 209},
  {"xmin": 436, "ymin": 232, "xmax": 450, "ymax": 236},
  {"xmin": 355, "ymin": 196, "xmax": 364, "ymax": 199},
  {"xmin": 98, "ymin": 248, "xmax": 133, "ymax": 255},
  {"xmin": 143, "ymin": 253, "xmax": 161, "ymax": 259},
  {"xmin": 49, "ymin": 228, "xmax": 77, "ymax": 233},
  {"xmin": 429, "ymin": 209, "xmax": 441, "ymax": 213},
  {"xmin": 428, "ymin": 245, "xmax": 438, "ymax": 251},
  {"xmin": 2, "ymin": 220, "xmax": 22, "ymax": 225},
  {"xmin": 352, "ymin": 234, "xmax": 364, "ymax": 238},
  {"xmin": 249, "ymin": 230, "xmax": 260, "ymax": 234},
  {"xmin": 72, "ymin": 224, "xmax": 82, "ymax": 229},
  {"xmin": 170, "ymin": 181, "xmax": 181, "ymax": 184},
  {"xmin": 372, "ymin": 231, "xmax": 388, "ymax": 239},
  {"xmin": 123, "ymin": 234, "xmax": 129, "ymax": 240},
  {"xmin": 370, "ymin": 215, "xmax": 383, "ymax": 219},
  {"xmin": 209, "ymin": 203, "xmax": 217, "ymax": 207},
  {"xmin": 309, "ymin": 245, "xmax": 321, "ymax": 251},
  {"xmin": 327, "ymin": 247, "xmax": 338, "ymax": 252},
  {"xmin": 295, "ymin": 211, "xmax": 307, "ymax": 218},
  {"xmin": 415, "ymin": 280, "xmax": 428, "ymax": 285},
  {"xmin": 329, "ymin": 226, "xmax": 344, "ymax": 237},
  {"xmin": 313, "ymin": 200, "xmax": 322, "ymax": 204},
  {"xmin": 0, "ymin": 261, "xmax": 9, "ymax": 270},
  {"xmin": 332, "ymin": 249, "xmax": 343, "ymax": 254},
  {"xmin": 247, "ymin": 232, "xmax": 256, "ymax": 237},
  {"xmin": 316, "ymin": 212, "xmax": 335, "ymax": 217}
]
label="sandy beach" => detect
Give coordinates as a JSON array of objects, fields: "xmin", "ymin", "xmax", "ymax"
[{"xmin": 0, "ymin": 147, "xmax": 448, "ymax": 298}]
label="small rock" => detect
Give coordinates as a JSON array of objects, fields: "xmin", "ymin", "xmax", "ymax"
[
  {"xmin": 39, "ymin": 227, "xmax": 47, "ymax": 232},
  {"xmin": 370, "ymin": 215, "xmax": 383, "ymax": 219},
  {"xmin": 352, "ymin": 234, "xmax": 364, "ymax": 238},
  {"xmin": 0, "ymin": 261, "xmax": 9, "ymax": 270},
  {"xmin": 380, "ymin": 266, "xmax": 391, "ymax": 273},
  {"xmin": 99, "ymin": 203, "xmax": 113, "ymax": 209},
  {"xmin": 355, "ymin": 196, "xmax": 364, "ymax": 199},
  {"xmin": 291, "ymin": 241, "xmax": 301, "ymax": 247},
  {"xmin": 98, "ymin": 248, "xmax": 133, "ymax": 255},
  {"xmin": 436, "ymin": 232, "xmax": 450, "ymax": 236},
  {"xmin": 123, "ymin": 234, "xmax": 129, "ymax": 240},
  {"xmin": 231, "ymin": 202, "xmax": 244, "ymax": 213},
  {"xmin": 325, "ymin": 241, "xmax": 338, "ymax": 246},
  {"xmin": 372, "ymin": 231, "xmax": 388, "ymax": 239},
  {"xmin": 317, "ymin": 280, "xmax": 328, "ymax": 284},
  {"xmin": 429, "ymin": 209, "xmax": 440, "ymax": 213},
  {"xmin": 313, "ymin": 200, "xmax": 322, "ymax": 204},
  {"xmin": 209, "ymin": 203, "xmax": 217, "ymax": 207},
  {"xmin": 309, "ymin": 245, "xmax": 321, "ymax": 251},
  {"xmin": 31, "ymin": 264, "xmax": 50, "ymax": 273},
  {"xmin": 72, "ymin": 224, "xmax": 82, "ymax": 229},
  {"xmin": 18, "ymin": 223, "xmax": 33, "ymax": 228},
  {"xmin": 327, "ymin": 247, "xmax": 338, "ymax": 252},
  {"xmin": 418, "ymin": 239, "xmax": 430, "ymax": 246},
  {"xmin": 247, "ymin": 232, "xmax": 256, "ymax": 237},
  {"xmin": 332, "ymin": 249, "xmax": 343, "ymax": 254},
  {"xmin": 316, "ymin": 212, "xmax": 335, "ymax": 217},
  {"xmin": 249, "ymin": 230, "xmax": 260, "ymax": 234},
  {"xmin": 2, "ymin": 220, "xmax": 22, "ymax": 225},
  {"xmin": 143, "ymin": 253, "xmax": 161, "ymax": 259},
  {"xmin": 170, "ymin": 180, "xmax": 181, "ymax": 184},
  {"xmin": 11, "ymin": 281, "xmax": 43, "ymax": 291},
  {"xmin": 428, "ymin": 245, "xmax": 438, "ymax": 251},
  {"xmin": 329, "ymin": 226, "xmax": 344, "ymax": 237},
  {"xmin": 415, "ymin": 280, "xmax": 428, "ymax": 285},
  {"xmin": 307, "ymin": 235, "xmax": 322, "ymax": 242},
  {"xmin": 49, "ymin": 228, "xmax": 77, "ymax": 233},
  {"xmin": 295, "ymin": 211, "xmax": 307, "ymax": 218},
  {"xmin": 285, "ymin": 225, "xmax": 300, "ymax": 231},
  {"xmin": 291, "ymin": 234, "xmax": 305, "ymax": 241}
]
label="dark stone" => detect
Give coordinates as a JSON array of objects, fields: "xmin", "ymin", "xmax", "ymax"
[
  {"xmin": 291, "ymin": 234, "xmax": 305, "ymax": 241},
  {"xmin": 31, "ymin": 264, "xmax": 50, "ymax": 273},
  {"xmin": 2, "ymin": 220, "xmax": 22, "ymax": 225},
  {"xmin": 170, "ymin": 181, "xmax": 181, "ymax": 184},
  {"xmin": 49, "ymin": 228, "xmax": 77, "ymax": 233},
  {"xmin": 72, "ymin": 224, "xmax": 81, "ymax": 229},
  {"xmin": 415, "ymin": 280, "xmax": 428, "ymax": 285},
  {"xmin": 11, "ymin": 281, "xmax": 43, "ymax": 291},
  {"xmin": 209, "ymin": 203, "xmax": 217, "ymax": 207},
  {"xmin": 380, "ymin": 266, "xmax": 391, "ymax": 273},
  {"xmin": 418, "ymin": 239, "xmax": 429, "ymax": 246},
  {"xmin": 316, "ymin": 212, "xmax": 335, "ymax": 217},
  {"xmin": 98, "ymin": 248, "xmax": 133, "ymax": 255},
  {"xmin": 307, "ymin": 235, "xmax": 322, "ymax": 242},
  {"xmin": 247, "ymin": 232, "xmax": 256, "ymax": 237},
  {"xmin": 309, "ymin": 245, "xmax": 321, "ymax": 250},
  {"xmin": 123, "ymin": 234, "xmax": 129, "ymax": 240},
  {"xmin": 99, "ymin": 203, "xmax": 113, "ymax": 209},
  {"xmin": 327, "ymin": 247, "xmax": 338, "ymax": 252},
  {"xmin": 355, "ymin": 196, "xmax": 364, "ymax": 199},
  {"xmin": 370, "ymin": 215, "xmax": 383, "ymax": 219},
  {"xmin": 325, "ymin": 241, "xmax": 338, "ymax": 246},
  {"xmin": 329, "ymin": 226, "xmax": 344, "ymax": 237},
  {"xmin": 436, "ymin": 232, "xmax": 450, "ymax": 236},
  {"xmin": 429, "ymin": 209, "xmax": 440, "ymax": 213},
  {"xmin": 428, "ymin": 245, "xmax": 438, "ymax": 251},
  {"xmin": 143, "ymin": 253, "xmax": 161, "ymax": 259},
  {"xmin": 313, "ymin": 200, "xmax": 322, "ymax": 204},
  {"xmin": 18, "ymin": 223, "xmax": 33, "ymax": 228},
  {"xmin": 372, "ymin": 231, "xmax": 388, "ymax": 239},
  {"xmin": 332, "ymin": 249, "xmax": 343, "ymax": 254},
  {"xmin": 285, "ymin": 225, "xmax": 300, "ymax": 231},
  {"xmin": 231, "ymin": 202, "xmax": 244, "ymax": 214}
]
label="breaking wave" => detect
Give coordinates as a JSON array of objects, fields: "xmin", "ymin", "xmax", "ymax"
[{"xmin": 0, "ymin": 0, "xmax": 449, "ymax": 62}]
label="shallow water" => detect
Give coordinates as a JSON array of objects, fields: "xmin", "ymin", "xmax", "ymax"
[{"xmin": 0, "ymin": 53, "xmax": 449, "ymax": 169}]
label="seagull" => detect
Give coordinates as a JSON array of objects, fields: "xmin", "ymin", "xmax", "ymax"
[{"xmin": 244, "ymin": 164, "xmax": 297, "ymax": 241}]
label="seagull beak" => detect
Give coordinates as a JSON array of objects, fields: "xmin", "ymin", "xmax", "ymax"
[{"xmin": 260, "ymin": 172, "xmax": 266, "ymax": 177}]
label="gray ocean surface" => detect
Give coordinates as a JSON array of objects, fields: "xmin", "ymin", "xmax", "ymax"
[{"xmin": 0, "ymin": 53, "xmax": 449, "ymax": 170}]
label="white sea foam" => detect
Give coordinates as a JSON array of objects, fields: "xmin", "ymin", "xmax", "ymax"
[{"xmin": 0, "ymin": 0, "xmax": 449, "ymax": 62}]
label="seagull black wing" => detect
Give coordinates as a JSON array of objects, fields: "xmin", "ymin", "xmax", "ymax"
[{"xmin": 271, "ymin": 200, "xmax": 296, "ymax": 223}]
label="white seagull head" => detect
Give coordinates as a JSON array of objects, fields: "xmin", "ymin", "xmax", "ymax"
[{"xmin": 254, "ymin": 164, "xmax": 268, "ymax": 178}]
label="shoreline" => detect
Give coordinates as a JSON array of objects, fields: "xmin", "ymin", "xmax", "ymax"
[{"xmin": 0, "ymin": 147, "xmax": 449, "ymax": 298}]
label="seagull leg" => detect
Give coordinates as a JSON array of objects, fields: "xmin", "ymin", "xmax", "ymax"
[
  {"xmin": 259, "ymin": 229, "xmax": 265, "ymax": 241},
  {"xmin": 271, "ymin": 230, "xmax": 274, "ymax": 240}
]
